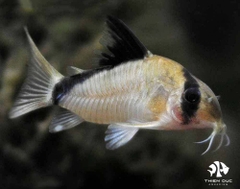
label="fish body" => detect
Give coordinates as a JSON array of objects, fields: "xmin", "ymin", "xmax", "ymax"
[
  {"xmin": 9, "ymin": 16, "xmax": 229, "ymax": 154},
  {"xmin": 56, "ymin": 56, "xmax": 182, "ymax": 125}
]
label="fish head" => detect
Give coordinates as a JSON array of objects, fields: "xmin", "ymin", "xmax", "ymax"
[
  {"xmin": 168, "ymin": 76, "xmax": 224, "ymax": 130},
  {"xmin": 196, "ymin": 79, "xmax": 224, "ymax": 131},
  {"xmin": 187, "ymin": 78, "xmax": 230, "ymax": 154},
  {"xmin": 166, "ymin": 69, "xmax": 230, "ymax": 154},
  {"xmin": 169, "ymin": 70, "xmax": 226, "ymax": 132}
]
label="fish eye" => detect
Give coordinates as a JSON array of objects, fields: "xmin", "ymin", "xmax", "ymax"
[{"xmin": 184, "ymin": 88, "xmax": 201, "ymax": 103}]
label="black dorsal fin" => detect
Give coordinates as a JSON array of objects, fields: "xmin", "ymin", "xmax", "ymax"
[{"xmin": 99, "ymin": 16, "xmax": 151, "ymax": 67}]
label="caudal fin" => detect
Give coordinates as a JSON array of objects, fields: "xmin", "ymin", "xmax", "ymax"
[{"xmin": 9, "ymin": 29, "xmax": 63, "ymax": 118}]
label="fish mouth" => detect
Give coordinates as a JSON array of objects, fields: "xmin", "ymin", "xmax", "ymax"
[{"xmin": 195, "ymin": 122, "xmax": 230, "ymax": 155}]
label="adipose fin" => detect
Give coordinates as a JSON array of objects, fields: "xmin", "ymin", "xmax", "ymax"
[{"xmin": 67, "ymin": 66, "xmax": 85, "ymax": 76}]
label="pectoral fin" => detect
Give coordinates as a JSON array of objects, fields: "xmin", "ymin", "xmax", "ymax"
[{"xmin": 105, "ymin": 124, "xmax": 139, "ymax": 150}]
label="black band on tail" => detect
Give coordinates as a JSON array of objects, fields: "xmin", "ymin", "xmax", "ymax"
[{"xmin": 52, "ymin": 66, "xmax": 112, "ymax": 105}]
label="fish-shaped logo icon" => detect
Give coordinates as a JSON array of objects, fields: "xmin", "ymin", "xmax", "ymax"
[{"xmin": 208, "ymin": 161, "xmax": 229, "ymax": 178}]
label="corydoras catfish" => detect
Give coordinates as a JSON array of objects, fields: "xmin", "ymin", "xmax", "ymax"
[{"xmin": 9, "ymin": 16, "xmax": 230, "ymax": 155}]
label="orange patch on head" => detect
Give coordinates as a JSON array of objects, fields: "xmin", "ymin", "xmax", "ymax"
[
  {"xmin": 197, "ymin": 104, "xmax": 216, "ymax": 123},
  {"xmin": 197, "ymin": 94, "xmax": 222, "ymax": 123},
  {"xmin": 148, "ymin": 95, "xmax": 167, "ymax": 119},
  {"xmin": 143, "ymin": 55, "xmax": 186, "ymax": 90}
]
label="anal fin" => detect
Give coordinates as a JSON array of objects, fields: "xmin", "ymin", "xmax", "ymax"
[
  {"xmin": 49, "ymin": 108, "xmax": 84, "ymax": 133},
  {"xmin": 105, "ymin": 124, "xmax": 139, "ymax": 150}
]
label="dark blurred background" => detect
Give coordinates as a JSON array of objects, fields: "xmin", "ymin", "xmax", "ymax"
[{"xmin": 0, "ymin": 0, "xmax": 239, "ymax": 188}]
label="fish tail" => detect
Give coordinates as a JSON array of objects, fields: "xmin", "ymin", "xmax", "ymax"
[{"xmin": 9, "ymin": 28, "xmax": 63, "ymax": 118}]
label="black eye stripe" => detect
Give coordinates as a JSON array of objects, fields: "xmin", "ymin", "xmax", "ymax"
[
  {"xmin": 184, "ymin": 88, "xmax": 201, "ymax": 104},
  {"xmin": 181, "ymin": 68, "xmax": 201, "ymax": 124}
]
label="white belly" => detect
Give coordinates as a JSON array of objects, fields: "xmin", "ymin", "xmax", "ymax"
[{"xmin": 59, "ymin": 60, "xmax": 157, "ymax": 124}]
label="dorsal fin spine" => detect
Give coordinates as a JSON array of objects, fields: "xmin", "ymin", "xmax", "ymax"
[{"xmin": 99, "ymin": 16, "xmax": 150, "ymax": 67}]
